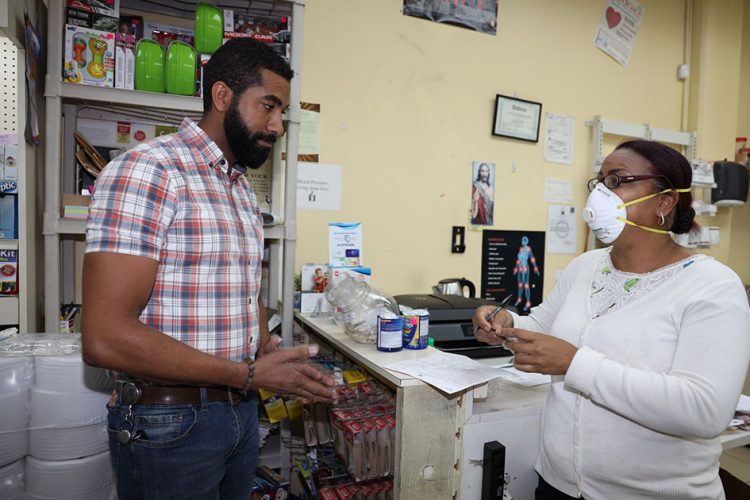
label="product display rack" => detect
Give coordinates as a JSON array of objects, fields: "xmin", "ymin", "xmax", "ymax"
[
  {"xmin": 43, "ymin": 0, "xmax": 304, "ymax": 342},
  {"xmin": 0, "ymin": 34, "xmax": 28, "ymax": 331}
]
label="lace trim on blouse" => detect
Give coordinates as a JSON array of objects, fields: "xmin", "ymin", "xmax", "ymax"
[{"xmin": 590, "ymin": 250, "xmax": 709, "ymax": 318}]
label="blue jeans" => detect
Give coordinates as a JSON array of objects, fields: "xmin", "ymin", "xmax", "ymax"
[{"xmin": 107, "ymin": 394, "xmax": 259, "ymax": 500}]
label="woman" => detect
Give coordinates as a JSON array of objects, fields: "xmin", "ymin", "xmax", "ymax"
[{"xmin": 474, "ymin": 140, "xmax": 750, "ymax": 499}]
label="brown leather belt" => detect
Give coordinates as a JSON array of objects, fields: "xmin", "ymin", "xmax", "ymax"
[{"xmin": 120, "ymin": 384, "xmax": 245, "ymax": 406}]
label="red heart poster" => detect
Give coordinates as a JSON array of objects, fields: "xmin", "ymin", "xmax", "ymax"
[
  {"xmin": 606, "ymin": 7, "xmax": 622, "ymax": 29},
  {"xmin": 594, "ymin": 0, "xmax": 645, "ymax": 67}
]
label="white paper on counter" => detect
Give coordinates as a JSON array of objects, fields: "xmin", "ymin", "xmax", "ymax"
[
  {"xmin": 384, "ymin": 351, "xmax": 502, "ymax": 395},
  {"xmin": 737, "ymin": 394, "xmax": 750, "ymax": 412},
  {"xmin": 494, "ymin": 366, "xmax": 551, "ymax": 387}
]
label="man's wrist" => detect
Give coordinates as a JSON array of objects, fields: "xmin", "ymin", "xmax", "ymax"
[{"xmin": 241, "ymin": 358, "xmax": 255, "ymax": 394}]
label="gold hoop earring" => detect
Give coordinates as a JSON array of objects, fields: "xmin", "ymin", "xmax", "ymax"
[{"xmin": 657, "ymin": 213, "xmax": 665, "ymax": 227}]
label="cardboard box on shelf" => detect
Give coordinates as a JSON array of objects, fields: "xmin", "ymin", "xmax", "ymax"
[
  {"xmin": 67, "ymin": 0, "xmax": 120, "ymax": 18},
  {"xmin": 63, "ymin": 25, "xmax": 115, "ymax": 87},
  {"xmin": 61, "ymin": 194, "xmax": 91, "ymax": 220},
  {"xmin": 66, "ymin": 7, "xmax": 118, "ymax": 32}
]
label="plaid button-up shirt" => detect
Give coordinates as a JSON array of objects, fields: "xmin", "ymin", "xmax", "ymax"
[{"xmin": 86, "ymin": 118, "xmax": 263, "ymax": 361}]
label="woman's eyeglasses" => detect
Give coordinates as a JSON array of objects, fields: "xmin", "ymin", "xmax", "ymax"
[{"xmin": 587, "ymin": 174, "xmax": 671, "ymax": 193}]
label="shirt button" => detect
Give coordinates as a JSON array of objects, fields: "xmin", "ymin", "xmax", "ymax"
[
  {"xmin": 209, "ymin": 161, "xmax": 214, "ymax": 168},
  {"xmin": 220, "ymin": 159, "xmax": 226, "ymax": 165}
]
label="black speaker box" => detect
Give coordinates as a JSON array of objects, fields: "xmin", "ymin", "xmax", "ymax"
[{"xmin": 711, "ymin": 161, "xmax": 748, "ymax": 207}]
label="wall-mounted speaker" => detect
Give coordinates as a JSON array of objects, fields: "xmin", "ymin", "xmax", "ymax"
[{"xmin": 711, "ymin": 161, "xmax": 748, "ymax": 207}]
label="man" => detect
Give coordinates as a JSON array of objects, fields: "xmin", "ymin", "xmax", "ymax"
[{"xmin": 82, "ymin": 39, "xmax": 335, "ymax": 499}]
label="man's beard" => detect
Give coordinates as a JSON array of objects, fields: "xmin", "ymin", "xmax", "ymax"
[{"xmin": 223, "ymin": 98, "xmax": 277, "ymax": 169}]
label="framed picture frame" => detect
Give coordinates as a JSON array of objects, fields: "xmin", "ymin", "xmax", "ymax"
[{"xmin": 492, "ymin": 94, "xmax": 542, "ymax": 143}]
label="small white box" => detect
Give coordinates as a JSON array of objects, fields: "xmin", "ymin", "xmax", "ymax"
[
  {"xmin": 114, "ymin": 32, "xmax": 134, "ymax": 90},
  {"xmin": 223, "ymin": 9, "xmax": 234, "ymax": 32}
]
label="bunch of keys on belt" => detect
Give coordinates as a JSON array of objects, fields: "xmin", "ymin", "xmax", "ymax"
[
  {"xmin": 117, "ymin": 382, "xmax": 144, "ymax": 444},
  {"xmin": 474, "ymin": 294, "xmax": 519, "ymax": 342}
]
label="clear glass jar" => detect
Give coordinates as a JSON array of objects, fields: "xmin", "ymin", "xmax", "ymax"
[{"xmin": 325, "ymin": 275, "xmax": 400, "ymax": 344}]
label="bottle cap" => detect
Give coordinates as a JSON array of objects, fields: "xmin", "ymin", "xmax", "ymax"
[{"xmin": 427, "ymin": 337, "xmax": 435, "ymax": 347}]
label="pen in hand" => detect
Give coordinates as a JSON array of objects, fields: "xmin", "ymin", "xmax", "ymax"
[{"xmin": 474, "ymin": 294, "xmax": 515, "ymax": 339}]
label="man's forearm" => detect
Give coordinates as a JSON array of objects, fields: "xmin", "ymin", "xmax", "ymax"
[
  {"xmin": 82, "ymin": 317, "xmax": 247, "ymax": 388},
  {"xmin": 257, "ymin": 299, "xmax": 271, "ymax": 355}
]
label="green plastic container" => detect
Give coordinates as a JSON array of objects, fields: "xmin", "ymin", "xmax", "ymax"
[
  {"xmin": 165, "ymin": 41, "xmax": 197, "ymax": 96},
  {"xmin": 195, "ymin": 3, "xmax": 223, "ymax": 55},
  {"xmin": 134, "ymin": 39, "xmax": 165, "ymax": 93}
]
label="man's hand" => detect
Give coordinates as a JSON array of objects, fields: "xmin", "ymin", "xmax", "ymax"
[
  {"xmin": 253, "ymin": 344, "xmax": 336, "ymax": 403},
  {"xmin": 502, "ymin": 328, "xmax": 577, "ymax": 375},
  {"xmin": 260, "ymin": 334, "xmax": 283, "ymax": 356}
]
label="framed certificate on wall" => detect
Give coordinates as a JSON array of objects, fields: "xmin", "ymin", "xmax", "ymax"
[{"xmin": 492, "ymin": 94, "xmax": 542, "ymax": 143}]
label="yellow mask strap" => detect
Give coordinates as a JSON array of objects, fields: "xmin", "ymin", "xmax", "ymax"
[
  {"xmin": 615, "ymin": 187, "xmax": 691, "ymax": 235},
  {"xmin": 617, "ymin": 188, "xmax": 691, "ymax": 209},
  {"xmin": 616, "ymin": 218, "xmax": 671, "ymax": 235}
]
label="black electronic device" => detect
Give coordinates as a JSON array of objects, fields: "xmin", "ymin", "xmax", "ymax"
[
  {"xmin": 711, "ymin": 161, "xmax": 748, "ymax": 207},
  {"xmin": 394, "ymin": 294, "xmax": 514, "ymax": 359},
  {"xmin": 482, "ymin": 440, "xmax": 506, "ymax": 500}
]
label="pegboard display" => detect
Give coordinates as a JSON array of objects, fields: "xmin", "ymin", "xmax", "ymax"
[{"xmin": 0, "ymin": 36, "xmax": 16, "ymax": 133}]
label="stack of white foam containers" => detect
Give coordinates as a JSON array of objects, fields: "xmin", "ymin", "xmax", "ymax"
[
  {"xmin": 26, "ymin": 353, "xmax": 116, "ymax": 499},
  {"xmin": 0, "ymin": 357, "xmax": 33, "ymax": 500},
  {"xmin": 0, "ymin": 335, "xmax": 117, "ymax": 500}
]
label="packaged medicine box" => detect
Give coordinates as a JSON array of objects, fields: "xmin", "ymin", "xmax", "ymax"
[
  {"xmin": 63, "ymin": 24, "xmax": 115, "ymax": 87},
  {"xmin": 0, "ymin": 248, "xmax": 18, "ymax": 295},
  {"xmin": 115, "ymin": 32, "xmax": 135, "ymax": 89}
]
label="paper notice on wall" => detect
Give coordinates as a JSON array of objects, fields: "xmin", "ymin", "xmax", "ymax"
[
  {"xmin": 297, "ymin": 163, "xmax": 341, "ymax": 211},
  {"xmin": 593, "ymin": 0, "xmax": 645, "ymax": 67},
  {"xmin": 245, "ymin": 158, "xmax": 273, "ymax": 213},
  {"xmin": 547, "ymin": 205, "xmax": 577, "ymax": 254},
  {"xmin": 281, "ymin": 102, "xmax": 321, "ymax": 162},
  {"xmin": 544, "ymin": 113, "xmax": 575, "ymax": 164},
  {"xmin": 544, "ymin": 178, "xmax": 573, "ymax": 203}
]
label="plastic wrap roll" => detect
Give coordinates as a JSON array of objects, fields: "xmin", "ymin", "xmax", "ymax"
[
  {"xmin": 0, "ymin": 458, "xmax": 24, "ymax": 500},
  {"xmin": 34, "ymin": 354, "xmax": 114, "ymax": 393},
  {"xmin": 25, "ymin": 452, "xmax": 115, "ymax": 500},
  {"xmin": 29, "ymin": 387, "xmax": 108, "ymax": 428},
  {"xmin": 0, "ymin": 357, "xmax": 33, "ymax": 395},
  {"xmin": 0, "ymin": 391, "xmax": 29, "ymax": 467},
  {"xmin": 29, "ymin": 421, "xmax": 108, "ymax": 461}
]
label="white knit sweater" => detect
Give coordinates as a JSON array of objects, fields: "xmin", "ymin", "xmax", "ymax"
[{"xmin": 513, "ymin": 248, "xmax": 750, "ymax": 499}]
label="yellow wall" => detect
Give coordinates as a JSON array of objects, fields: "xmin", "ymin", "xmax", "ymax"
[
  {"xmin": 731, "ymin": 0, "xmax": 750, "ymax": 284},
  {"xmin": 297, "ymin": 0, "xmax": 698, "ymax": 295}
]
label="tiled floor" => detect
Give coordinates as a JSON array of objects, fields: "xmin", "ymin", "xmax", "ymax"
[{"xmin": 721, "ymin": 446, "xmax": 750, "ymax": 483}]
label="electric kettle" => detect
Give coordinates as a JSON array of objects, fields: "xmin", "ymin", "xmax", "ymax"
[{"xmin": 432, "ymin": 278, "xmax": 476, "ymax": 298}]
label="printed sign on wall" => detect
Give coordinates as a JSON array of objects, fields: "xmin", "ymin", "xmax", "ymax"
[{"xmin": 481, "ymin": 230, "xmax": 545, "ymax": 315}]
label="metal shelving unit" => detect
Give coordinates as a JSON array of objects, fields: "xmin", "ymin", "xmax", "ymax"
[
  {"xmin": 0, "ymin": 33, "xmax": 27, "ymax": 331},
  {"xmin": 43, "ymin": 0, "xmax": 304, "ymax": 345}
]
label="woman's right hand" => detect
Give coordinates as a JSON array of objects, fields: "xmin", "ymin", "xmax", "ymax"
[{"xmin": 473, "ymin": 306, "xmax": 513, "ymax": 346}]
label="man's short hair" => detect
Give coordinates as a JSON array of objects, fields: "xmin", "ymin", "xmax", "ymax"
[{"xmin": 202, "ymin": 38, "xmax": 294, "ymax": 112}]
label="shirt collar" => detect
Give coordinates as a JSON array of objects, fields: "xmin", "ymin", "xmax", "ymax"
[{"xmin": 180, "ymin": 118, "xmax": 246, "ymax": 181}]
